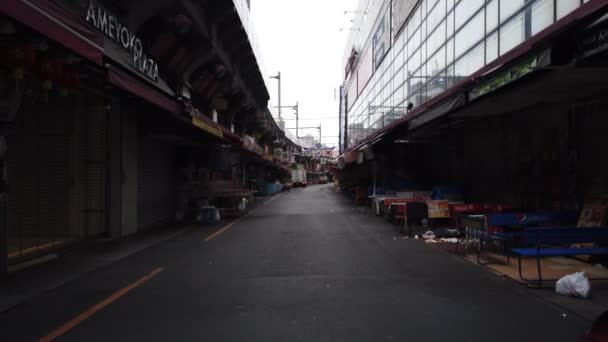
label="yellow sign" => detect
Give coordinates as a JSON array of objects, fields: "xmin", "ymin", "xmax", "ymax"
[
  {"xmin": 192, "ymin": 117, "xmax": 223, "ymax": 138},
  {"xmin": 427, "ymin": 200, "xmax": 450, "ymax": 219}
]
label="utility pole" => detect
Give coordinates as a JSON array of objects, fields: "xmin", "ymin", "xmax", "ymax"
[
  {"xmin": 270, "ymin": 72, "xmax": 282, "ymax": 128},
  {"xmin": 318, "ymin": 124, "xmax": 322, "ymax": 145},
  {"xmin": 275, "ymin": 101, "xmax": 299, "ymax": 137},
  {"xmin": 295, "ymin": 101, "xmax": 299, "ymax": 138}
]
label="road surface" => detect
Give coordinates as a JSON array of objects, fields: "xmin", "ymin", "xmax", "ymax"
[{"xmin": 0, "ymin": 185, "xmax": 589, "ymax": 341}]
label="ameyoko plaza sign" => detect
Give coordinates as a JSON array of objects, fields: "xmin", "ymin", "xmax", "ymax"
[{"xmin": 85, "ymin": 0, "xmax": 159, "ymax": 82}]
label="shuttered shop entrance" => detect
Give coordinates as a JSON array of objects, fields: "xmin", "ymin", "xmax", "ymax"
[
  {"xmin": 72, "ymin": 100, "xmax": 108, "ymax": 237},
  {"xmin": 138, "ymin": 138, "xmax": 176, "ymax": 230},
  {"xmin": 7, "ymin": 93, "xmax": 108, "ymax": 261}
]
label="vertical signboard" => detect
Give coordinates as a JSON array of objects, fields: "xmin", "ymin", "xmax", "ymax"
[
  {"xmin": 393, "ymin": 0, "xmax": 418, "ymax": 37},
  {"xmin": 372, "ymin": 7, "xmax": 390, "ymax": 71}
]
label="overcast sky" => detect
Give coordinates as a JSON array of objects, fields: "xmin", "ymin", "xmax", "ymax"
[{"xmin": 251, "ymin": 0, "xmax": 359, "ymax": 147}]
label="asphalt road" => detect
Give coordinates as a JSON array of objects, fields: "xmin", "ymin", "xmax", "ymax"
[{"xmin": 0, "ymin": 185, "xmax": 590, "ymax": 341}]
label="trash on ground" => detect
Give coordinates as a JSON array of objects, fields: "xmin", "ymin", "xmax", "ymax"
[
  {"xmin": 556, "ymin": 272, "xmax": 591, "ymax": 298},
  {"xmin": 422, "ymin": 231, "xmax": 436, "ymax": 240}
]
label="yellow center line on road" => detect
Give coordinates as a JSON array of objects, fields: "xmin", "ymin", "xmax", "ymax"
[
  {"xmin": 264, "ymin": 192, "xmax": 282, "ymax": 205},
  {"xmin": 204, "ymin": 216, "xmax": 245, "ymax": 242},
  {"xmin": 38, "ymin": 267, "xmax": 165, "ymax": 342},
  {"xmin": 205, "ymin": 192, "xmax": 282, "ymax": 242}
]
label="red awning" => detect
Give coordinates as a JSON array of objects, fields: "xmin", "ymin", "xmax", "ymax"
[
  {"xmin": 1, "ymin": 0, "xmax": 104, "ymax": 65},
  {"xmin": 107, "ymin": 66, "xmax": 180, "ymax": 114}
]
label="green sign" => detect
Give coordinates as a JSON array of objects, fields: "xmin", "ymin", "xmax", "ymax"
[{"xmin": 470, "ymin": 54, "xmax": 543, "ymax": 100}]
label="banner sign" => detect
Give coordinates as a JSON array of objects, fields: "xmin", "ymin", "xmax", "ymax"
[
  {"xmin": 469, "ymin": 49, "xmax": 550, "ymax": 101},
  {"xmin": 85, "ymin": 0, "xmax": 159, "ymax": 82},
  {"xmin": 580, "ymin": 20, "xmax": 608, "ymax": 59},
  {"xmin": 192, "ymin": 117, "xmax": 224, "ymax": 138},
  {"xmin": 192, "ymin": 117, "xmax": 223, "ymax": 138},
  {"xmin": 372, "ymin": 8, "xmax": 390, "ymax": 71}
]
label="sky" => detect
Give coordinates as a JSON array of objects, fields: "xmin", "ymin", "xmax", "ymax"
[{"xmin": 250, "ymin": 0, "xmax": 359, "ymax": 147}]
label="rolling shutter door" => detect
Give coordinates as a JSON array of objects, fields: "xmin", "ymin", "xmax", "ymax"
[
  {"xmin": 138, "ymin": 138, "xmax": 175, "ymax": 229},
  {"xmin": 69, "ymin": 99, "xmax": 107, "ymax": 238},
  {"xmin": 82, "ymin": 104, "xmax": 107, "ymax": 236}
]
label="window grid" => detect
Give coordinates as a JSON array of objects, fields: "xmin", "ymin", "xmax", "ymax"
[{"xmin": 345, "ymin": 0, "xmax": 584, "ymax": 146}]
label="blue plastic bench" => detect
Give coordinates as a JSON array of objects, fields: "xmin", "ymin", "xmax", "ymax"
[
  {"xmin": 511, "ymin": 227, "xmax": 608, "ymax": 286},
  {"xmin": 472, "ymin": 211, "xmax": 578, "ymax": 265}
]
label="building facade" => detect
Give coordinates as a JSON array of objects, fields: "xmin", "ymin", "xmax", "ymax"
[
  {"xmin": 0, "ymin": 0, "xmax": 300, "ymax": 275},
  {"xmin": 343, "ymin": 0, "xmax": 590, "ymax": 148}
]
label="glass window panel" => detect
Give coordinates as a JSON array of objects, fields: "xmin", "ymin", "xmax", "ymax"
[
  {"xmin": 447, "ymin": 9, "xmax": 454, "ymax": 38},
  {"xmin": 446, "ymin": 37, "xmax": 455, "ymax": 65},
  {"xmin": 428, "ymin": 45, "xmax": 446, "ymax": 77},
  {"xmin": 410, "ymin": 27, "xmax": 421, "ymax": 57},
  {"xmin": 500, "ymin": 0, "xmax": 525, "ymax": 23},
  {"xmin": 420, "ymin": 40, "xmax": 427, "ymax": 66},
  {"xmin": 427, "ymin": 70, "xmax": 447, "ymax": 99},
  {"xmin": 410, "ymin": 66, "xmax": 427, "ymax": 107},
  {"xmin": 427, "ymin": 0, "xmax": 446, "ymax": 32},
  {"xmin": 499, "ymin": 12, "xmax": 525, "ymax": 55},
  {"xmin": 531, "ymin": 0, "xmax": 554, "ymax": 36},
  {"xmin": 445, "ymin": 63, "xmax": 456, "ymax": 88},
  {"xmin": 455, "ymin": 10, "xmax": 484, "ymax": 59},
  {"xmin": 403, "ymin": 62, "xmax": 409, "ymax": 102},
  {"xmin": 455, "ymin": 41, "xmax": 484, "ymax": 78},
  {"xmin": 427, "ymin": 20, "xmax": 446, "ymax": 56},
  {"xmin": 486, "ymin": 0, "xmax": 499, "ymax": 33},
  {"xmin": 427, "ymin": 0, "xmax": 439, "ymax": 14},
  {"xmin": 486, "ymin": 32, "xmax": 498, "ymax": 65},
  {"xmin": 557, "ymin": 0, "xmax": 580, "ymax": 20},
  {"xmin": 455, "ymin": 0, "xmax": 485, "ymax": 30},
  {"xmin": 409, "ymin": 48, "xmax": 421, "ymax": 76},
  {"xmin": 411, "ymin": 3, "xmax": 422, "ymax": 31},
  {"xmin": 395, "ymin": 65, "xmax": 404, "ymax": 88},
  {"xmin": 447, "ymin": 0, "xmax": 455, "ymax": 12}
]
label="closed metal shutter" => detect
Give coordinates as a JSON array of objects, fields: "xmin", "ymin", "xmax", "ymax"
[
  {"xmin": 138, "ymin": 138, "xmax": 175, "ymax": 230},
  {"xmin": 69, "ymin": 97, "xmax": 107, "ymax": 238},
  {"xmin": 8, "ymin": 100, "xmax": 40, "ymax": 250},
  {"xmin": 83, "ymin": 103, "xmax": 107, "ymax": 237},
  {"xmin": 7, "ymin": 99, "xmax": 71, "ymax": 257},
  {"xmin": 38, "ymin": 105, "xmax": 70, "ymax": 239}
]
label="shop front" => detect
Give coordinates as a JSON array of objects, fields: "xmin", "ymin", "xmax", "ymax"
[{"xmin": 0, "ymin": 20, "xmax": 110, "ymax": 266}]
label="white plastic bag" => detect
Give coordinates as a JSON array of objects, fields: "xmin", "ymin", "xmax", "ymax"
[{"xmin": 556, "ymin": 272, "xmax": 591, "ymax": 298}]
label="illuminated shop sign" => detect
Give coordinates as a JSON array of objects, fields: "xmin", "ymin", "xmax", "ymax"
[{"xmin": 85, "ymin": 0, "xmax": 159, "ymax": 82}]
